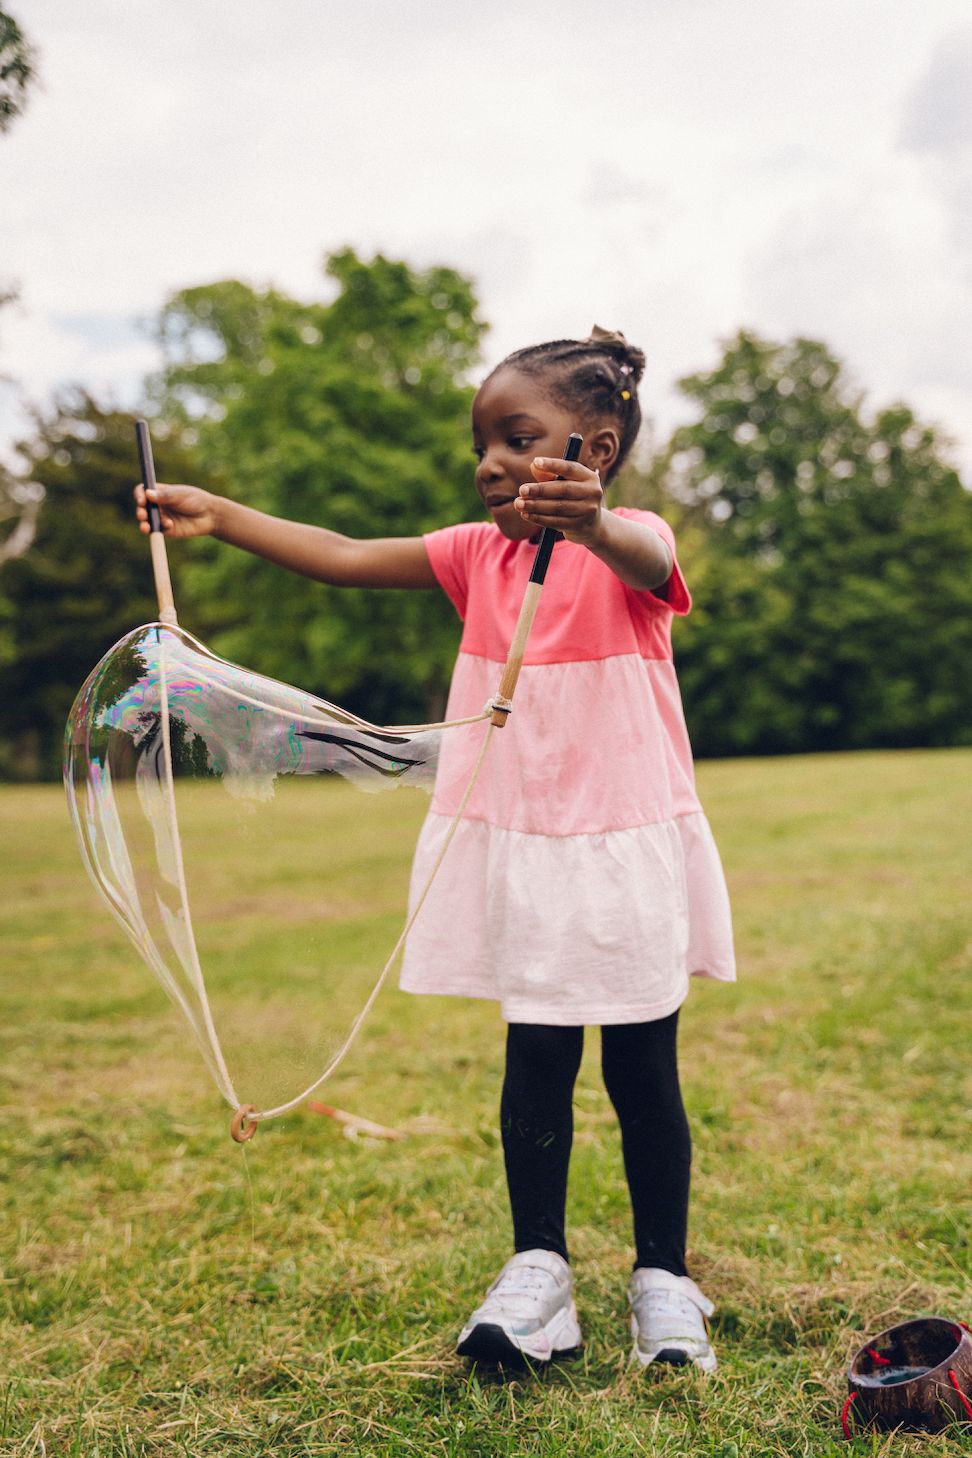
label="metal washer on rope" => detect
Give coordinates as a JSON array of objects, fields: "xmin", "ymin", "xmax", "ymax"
[{"xmin": 230, "ymin": 1104, "xmax": 259, "ymax": 1143}]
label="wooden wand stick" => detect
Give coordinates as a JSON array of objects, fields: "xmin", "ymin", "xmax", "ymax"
[
  {"xmin": 490, "ymin": 431, "xmax": 582, "ymax": 728},
  {"xmin": 135, "ymin": 419, "xmax": 178, "ymax": 627}
]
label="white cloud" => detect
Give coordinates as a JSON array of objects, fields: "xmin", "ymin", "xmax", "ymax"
[
  {"xmin": 739, "ymin": 27, "xmax": 972, "ymax": 468},
  {"xmin": 901, "ymin": 27, "xmax": 972, "ymax": 157},
  {"xmin": 4, "ymin": 0, "xmax": 972, "ymax": 473}
]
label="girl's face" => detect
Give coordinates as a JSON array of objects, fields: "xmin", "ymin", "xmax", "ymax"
[{"xmin": 471, "ymin": 368, "xmax": 618, "ymax": 540}]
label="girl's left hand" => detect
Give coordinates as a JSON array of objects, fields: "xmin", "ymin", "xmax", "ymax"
[{"xmin": 514, "ymin": 457, "xmax": 605, "ymax": 545}]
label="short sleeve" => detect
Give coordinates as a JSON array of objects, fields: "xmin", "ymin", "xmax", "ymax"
[
  {"xmin": 613, "ymin": 508, "xmax": 691, "ymax": 616},
  {"xmin": 423, "ymin": 524, "xmax": 474, "ymax": 620}
]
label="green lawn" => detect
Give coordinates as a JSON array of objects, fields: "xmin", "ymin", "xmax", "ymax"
[{"xmin": 4, "ymin": 749, "xmax": 972, "ymax": 1455}]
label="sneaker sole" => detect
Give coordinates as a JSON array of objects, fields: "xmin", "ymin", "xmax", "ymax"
[
  {"xmin": 631, "ymin": 1341, "xmax": 718, "ymax": 1374},
  {"xmin": 458, "ymin": 1300, "xmax": 582, "ymax": 1365},
  {"xmin": 655, "ymin": 1347, "xmax": 690, "ymax": 1366}
]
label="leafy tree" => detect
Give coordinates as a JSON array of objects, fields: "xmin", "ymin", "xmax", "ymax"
[
  {"xmin": 1, "ymin": 1, "xmax": 42, "ymax": 561},
  {"xmin": 0, "ymin": 462, "xmax": 43, "ymax": 565},
  {"xmin": 645, "ymin": 333, "xmax": 972, "ymax": 756},
  {"xmin": 150, "ymin": 248, "xmax": 488, "ymax": 725},
  {"xmin": 0, "ymin": 396, "xmax": 216, "ymax": 779},
  {"xmin": 0, "ymin": 290, "xmax": 45, "ymax": 567},
  {"xmin": 0, "ymin": 5, "xmax": 35, "ymax": 134}
]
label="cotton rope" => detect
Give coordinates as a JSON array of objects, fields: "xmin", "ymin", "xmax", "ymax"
[
  {"xmin": 152, "ymin": 622, "xmax": 500, "ymax": 1139},
  {"xmin": 158, "ymin": 634, "xmax": 242, "ymax": 1111},
  {"xmin": 157, "ymin": 643, "xmax": 495, "ymax": 737},
  {"xmin": 135, "ymin": 416, "xmax": 545, "ymax": 1140},
  {"xmin": 238, "ymin": 720, "xmax": 496, "ymax": 1128}
]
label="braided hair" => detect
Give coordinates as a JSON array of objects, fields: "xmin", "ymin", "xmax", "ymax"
[{"xmin": 490, "ymin": 327, "xmax": 646, "ymax": 482}]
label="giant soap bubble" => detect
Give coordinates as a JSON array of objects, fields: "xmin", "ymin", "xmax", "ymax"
[{"xmin": 64, "ymin": 622, "xmax": 492, "ymax": 1134}]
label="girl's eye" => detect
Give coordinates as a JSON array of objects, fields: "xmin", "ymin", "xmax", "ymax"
[
  {"xmin": 472, "ymin": 446, "xmax": 485, "ymax": 461},
  {"xmin": 509, "ymin": 435, "xmax": 534, "ymax": 450}
]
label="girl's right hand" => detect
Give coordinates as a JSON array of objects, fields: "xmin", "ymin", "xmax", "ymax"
[{"xmin": 134, "ymin": 483, "xmax": 221, "ymax": 539}]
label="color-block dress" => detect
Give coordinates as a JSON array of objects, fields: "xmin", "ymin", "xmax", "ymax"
[{"xmin": 399, "ymin": 509, "xmax": 735, "ymax": 1026}]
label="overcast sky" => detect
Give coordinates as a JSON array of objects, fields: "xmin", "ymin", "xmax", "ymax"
[{"xmin": 2, "ymin": 0, "xmax": 972, "ymax": 476}]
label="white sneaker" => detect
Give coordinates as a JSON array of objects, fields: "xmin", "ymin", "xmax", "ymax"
[
  {"xmin": 457, "ymin": 1249, "xmax": 583, "ymax": 1364},
  {"xmin": 628, "ymin": 1267, "xmax": 717, "ymax": 1373}
]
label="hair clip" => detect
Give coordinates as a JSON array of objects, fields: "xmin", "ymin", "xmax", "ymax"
[
  {"xmin": 619, "ymin": 364, "xmax": 631, "ymax": 376},
  {"xmin": 621, "ymin": 391, "xmax": 630, "ymax": 400}
]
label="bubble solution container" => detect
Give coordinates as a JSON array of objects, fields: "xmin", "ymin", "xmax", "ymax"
[{"xmin": 845, "ymin": 1317, "xmax": 972, "ymax": 1435}]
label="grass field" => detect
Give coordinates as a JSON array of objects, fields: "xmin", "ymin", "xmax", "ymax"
[{"xmin": 5, "ymin": 748, "xmax": 972, "ymax": 1455}]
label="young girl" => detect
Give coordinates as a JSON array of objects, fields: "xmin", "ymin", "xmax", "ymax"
[{"xmin": 136, "ymin": 329, "xmax": 735, "ymax": 1373}]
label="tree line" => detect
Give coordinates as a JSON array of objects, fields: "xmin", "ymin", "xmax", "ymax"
[{"xmin": 2, "ymin": 250, "xmax": 970, "ymax": 779}]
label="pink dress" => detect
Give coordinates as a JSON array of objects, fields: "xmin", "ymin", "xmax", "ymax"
[{"xmin": 399, "ymin": 509, "xmax": 735, "ymax": 1025}]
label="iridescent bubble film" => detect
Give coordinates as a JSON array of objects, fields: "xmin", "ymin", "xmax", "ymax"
[{"xmin": 63, "ymin": 624, "xmax": 475, "ymax": 1115}]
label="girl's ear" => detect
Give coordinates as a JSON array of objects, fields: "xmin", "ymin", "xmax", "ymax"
[{"xmin": 584, "ymin": 426, "xmax": 621, "ymax": 478}]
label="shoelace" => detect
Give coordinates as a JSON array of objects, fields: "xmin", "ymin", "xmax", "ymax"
[
  {"xmin": 642, "ymin": 1292, "xmax": 697, "ymax": 1315},
  {"xmin": 634, "ymin": 1291, "xmax": 705, "ymax": 1333},
  {"xmin": 491, "ymin": 1268, "xmax": 550, "ymax": 1304}
]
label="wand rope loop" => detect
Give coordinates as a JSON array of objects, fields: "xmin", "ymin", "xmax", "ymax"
[{"xmin": 241, "ymin": 719, "xmax": 496, "ymax": 1129}]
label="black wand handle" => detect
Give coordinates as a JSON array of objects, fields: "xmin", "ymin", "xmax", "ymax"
[
  {"xmin": 135, "ymin": 420, "xmax": 163, "ymax": 533},
  {"xmin": 528, "ymin": 431, "xmax": 583, "ymax": 585}
]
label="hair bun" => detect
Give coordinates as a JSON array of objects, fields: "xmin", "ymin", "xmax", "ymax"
[{"xmin": 587, "ymin": 325, "xmax": 646, "ymax": 387}]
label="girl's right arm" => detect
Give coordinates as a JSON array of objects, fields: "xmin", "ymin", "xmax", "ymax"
[{"xmin": 134, "ymin": 483, "xmax": 438, "ymax": 589}]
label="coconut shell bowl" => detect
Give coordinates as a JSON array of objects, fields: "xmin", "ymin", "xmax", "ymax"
[{"xmin": 843, "ymin": 1318, "xmax": 972, "ymax": 1436}]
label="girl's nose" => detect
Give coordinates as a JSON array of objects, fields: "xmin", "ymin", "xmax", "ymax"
[{"xmin": 476, "ymin": 447, "xmax": 504, "ymax": 484}]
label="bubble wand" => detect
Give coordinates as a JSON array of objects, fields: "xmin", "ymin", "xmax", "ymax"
[
  {"xmin": 135, "ymin": 419, "xmax": 178, "ymax": 627},
  {"xmin": 64, "ymin": 424, "xmax": 582, "ymax": 1140},
  {"xmin": 490, "ymin": 431, "xmax": 583, "ymax": 728}
]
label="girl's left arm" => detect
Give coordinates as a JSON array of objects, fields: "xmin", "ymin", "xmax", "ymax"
[{"xmin": 515, "ymin": 458, "xmax": 673, "ymax": 593}]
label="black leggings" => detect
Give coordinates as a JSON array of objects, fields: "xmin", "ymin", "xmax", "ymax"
[{"xmin": 500, "ymin": 1012, "xmax": 690, "ymax": 1276}]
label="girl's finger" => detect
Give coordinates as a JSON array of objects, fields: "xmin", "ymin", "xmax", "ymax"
[
  {"xmin": 531, "ymin": 457, "xmax": 596, "ymax": 482},
  {"xmin": 519, "ymin": 481, "xmax": 599, "ymax": 502},
  {"xmin": 518, "ymin": 508, "xmax": 594, "ymax": 530},
  {"xmin": 515, "ymin": 507, "xmax": 596, "ymax": 527}
]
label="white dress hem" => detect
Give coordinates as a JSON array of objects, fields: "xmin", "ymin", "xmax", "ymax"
[{"xmin": 399, "ymin": 808, "xmax": 735, "ymax": 1025}]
